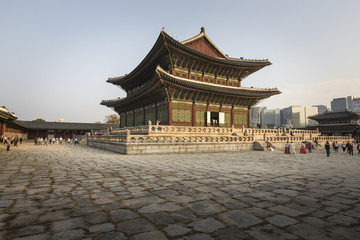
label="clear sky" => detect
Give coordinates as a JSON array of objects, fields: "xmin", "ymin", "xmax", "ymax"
[{"xmin": 1, "ymin": 0, "xmax": 359, "ymax": 122}]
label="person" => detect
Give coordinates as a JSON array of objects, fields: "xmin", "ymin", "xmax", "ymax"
[
  {"xmin": 325, "ymin": 141, "xmax": 330, "ymax": 157},
  {"xmin": 357, "ymin": 143, "xmax": 360, "ymax": 155},
  {"xmin": 346, "ymin": 141, "xmax": 350, "ymax": 154},
  {"xmin": 74, "ymin": 138, "xmax": 79, "ymax": 145},
  {"xmin": 19, "ymin": 137, "xmax": 23, "ymax": 144},
  {"xmin": 267, "ymin": 144, "xmax": 274, "ymax": 151},
  {"xmin": 6, "ymin": 137, "xmax": 11, "ymax": 151},
  {"xmin": 284, "ymin": 141, "xmax": 290, "ymax": 154},
  {"xmin": 34, "ymin": 137, "xmax": 37, "ymax": 145},
  {"xmin": 300, "ymin": 142, "xmax": 307, "ymax": 154},
  {"xmin": 59, "ymin": 137, "xmax": 63, "ymax": 145},
  {"xmin": 14, "ymin": 136, "xmax": 18, "ymax": 147},
  {"xmin": 342, "ymin": 142, "xmax": 346, "ymax": 152},
  {"xmin": 67, "ymin": 138, "xmax": 71, "ymax": 145},
  {"xmin": 335, "ymin": 141, "xmax": 339, "ymax": 153},
  {"xmin": 307, "ymin": 142, "xmax": 312, "ymax": 153},
  {"xmin": 44, "ymin": 137, "xmax": 48, "ymax": 146},
  {"xmin": 348, "ymin": 142, "xmax": 354, "ymax": 156},
  {"xmin": 290, "ymin": 142, "xmax": 296, "ymax": 154},
  {"xmin": 332, "ymin": 141, "xmax": 336, "ymax": 151}
]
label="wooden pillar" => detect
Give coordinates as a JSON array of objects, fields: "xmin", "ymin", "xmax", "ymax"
[
  {"xmin": 226, "ymin": 77, "xmax": 229, "ymax": 86},
  {"xmin": 188, "ymin": 69, "xmax": 191, "ymax": 79},
  {"xmin": 0, "ymin": 121, "xmax": 3, "ymax": 136},
  {"xmin": 168, "ymin": 101, "xmax": 173, "ymax": 125},
  {"xmin": 192, "ymin": 101, "xmax": 196, "ymax": 126},
  {"xmin": 202, "ymin": 72, "xmax": 205, "ymax": 82},
  {"xmin": 214, "ymin": 74, "xmax": 217, "ymax": 84},
  {"xmin": 46, "ymin": 130, "xmax": 48, "ymax": 139},
  {"xmin": 238, "ymin": 78, "xmax": 241, "ymax": 87},
  {"xmin": 155, "ymin": 103, "xmax": 158, "ymax": 124},
  {"xmin": 132, "ymin": 109, "xmax": 135, "ymax": 127},
  {"xmin": 231, "ymin": 105, "xmax": 235, "ymax": 127},
  {"xmin": 143, "ymin": 106, "xmax": 146, "ymax": 125},
  {"xmin": 247, "ymin": 107, "xmax": 250, "ymax": 128},
  {"xmin": 36, "ymin": 129, "xmax": 39, "ymax": 138},
  {"xmin": 124, "ymin": 112, "xmax": 127, "ymax": 128}
]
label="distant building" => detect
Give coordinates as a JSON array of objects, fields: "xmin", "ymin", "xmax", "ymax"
[
  {"xmin": 19, "ymin": 121, "xmax": 114, "ymax": 139},
  {"xmin": 281, "ymin": 106, "xmax": 318, "ymax": 128},
  {"xmin": 0, "ymin": 106, "xmax": 26, "ymax": 138},
  {"xmin": 350, "ymin": 97, "xmax": 360, "ymax": 113},
  {"xmin": 312, "ymin": 105, "xmax": 328, "ymax": 114},
  {"xmin": 261, "ymin": 108, "xmax": 280, "ymax": 128},
  {"xmin": 307, "ymin": 110, "xmax": 360, "ymax": 140},
  {"xmin": 249, "ymin": 107, "xmax": 266, "ymax": 128}
]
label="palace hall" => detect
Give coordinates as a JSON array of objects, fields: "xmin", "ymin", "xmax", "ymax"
[{"xmin": 101, "ymin": 28, "xmax": 280, "ymax": 128}]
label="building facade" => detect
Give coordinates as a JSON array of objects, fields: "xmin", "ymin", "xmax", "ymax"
[
  {"xmin": 281, "ymin": 106, "xmax": 318, "ymax": 128},
  {"xmin": 249, "ymin": 106, "xmax": 266, "ymax": 128},
  {"xmin": 312, "ymin": 105, "xmax": 328, "ymax": 114},
  {"xmin": 0, "ymin": 106, "xmax": 27, "ymax": 138},
  {"xmin": 102, "ymin": 28, "xmax": 280, "ymax": 128},
  {"xmin": 261, "ymin": 108, "xmax": 281, "ymax": 128}
]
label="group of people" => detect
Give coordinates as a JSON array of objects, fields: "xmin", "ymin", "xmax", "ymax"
[
  {"xmin": 1, "ymin": 135, "xmax": 23, "ymax": 151},
  {"xmin": 284, "ymin": 141, "xmax": 312, "ymax": 154},
  {"xmin": 325, "ymin": 141, "xmax": 360, "ymax": 157},
  {"xmin": 34, "ymin": 137, "xmax": 80, "ymax": 146}
]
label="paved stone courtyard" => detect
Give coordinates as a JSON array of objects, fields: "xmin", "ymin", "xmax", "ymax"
[{"xmin": 0, "ymin": 143, "xmax": 359, "ymax": 240}]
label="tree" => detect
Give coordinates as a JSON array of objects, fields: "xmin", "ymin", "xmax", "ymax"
[
  {"xmin": 104, "ymin": 114, "xmax": 120, "ymax": 126},
  {"xmin": 33, "ymin": 118, "xmax": 46, "ymax": 122}
]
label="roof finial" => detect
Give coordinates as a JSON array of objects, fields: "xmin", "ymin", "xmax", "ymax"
[
  {"xmin": 200, "ymin": 27, "xmax": 205, "ymax": 33},
  {"xmin": 161, "ymin": 27, "xmax": 167, "ymax": 33}
]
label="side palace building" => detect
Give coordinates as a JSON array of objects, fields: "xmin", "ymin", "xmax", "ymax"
[{"xmin": 102, "ymin": 28, "xmax": 280, "ymax": 128}]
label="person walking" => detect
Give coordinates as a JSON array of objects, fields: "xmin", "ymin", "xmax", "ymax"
[
  {"xmin": 342, "ymin": 142, "xmax": 346, "ymax": 152},
  {"xmin": 300, "ymin": 142, "xmax": 307, "ymax": 154},
  {"xmin": 348, "ymin": 143, "xmax": 354, "ymax": 156},
  {"xmin": 6, "ymin": 137, "xmax": 11, "ymax": 151},
  {"xmin": 290, "ymin": 142, "xmax": 296, "ymax": 154},
  {"xmin": 284, "ymin": 141, "xmax": 290, "ymax": 154},
  {"xmin": 325, "ymin": 141, "xmax": 330, "ymax": 157},
  {"xmin": 357, "ymin": 143, "xmax": 360, "ymax": 155}
]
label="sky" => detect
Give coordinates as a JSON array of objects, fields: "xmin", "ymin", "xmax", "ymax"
[{"xmin": 1, "ymin": 0, "xmax": 359, "ymax": 123}]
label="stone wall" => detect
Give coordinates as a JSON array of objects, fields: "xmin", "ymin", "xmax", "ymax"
[{"xmin": 88, "ymin": 139, "xmax": 254, "ymax": 155}]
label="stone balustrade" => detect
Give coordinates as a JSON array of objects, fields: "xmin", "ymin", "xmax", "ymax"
[
  {"xmin": 312, "ymin": 136, "xmax": 352, "ymax": 142},
  {"xmin": 89, "ymin": 134, "xmax": 254, "ymax": 144},
  {"xmin": 265, "ymin": 136, "xmax": 305, "ymax": 142}
]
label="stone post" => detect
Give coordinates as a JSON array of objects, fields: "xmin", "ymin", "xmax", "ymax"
[
  {"xmin": 148, "ymin": 121, "xmax": 152, "ymax": 134},
  {"xmin": 126, "ymin": 130, "xmax": 130, "ymax": 143}
]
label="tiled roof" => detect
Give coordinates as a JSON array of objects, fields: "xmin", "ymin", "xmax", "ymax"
[
  {"xmin": 18, "ymin": 121, "xmax": 116, "ymax": 131},
  {"xmin": 308, "ymin": 110, "xmax": 360, "ymax": 120}
]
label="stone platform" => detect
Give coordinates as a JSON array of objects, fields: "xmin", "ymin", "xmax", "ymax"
[
  {"xmin": 0, "ymin": 143, "xmax": 359, "ymax": 239},
  {"xmin": 87, "ymin": 125, "xmax": 352, "ymax": 154}
]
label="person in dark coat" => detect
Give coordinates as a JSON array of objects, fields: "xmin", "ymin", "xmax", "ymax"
[
  {"xmin": 6, "ymin": 138, "xmax": 11, "ymax": 151},
  {"xmin": 325, "ymin": 141, "xmax": 330, "ymax": 157}
]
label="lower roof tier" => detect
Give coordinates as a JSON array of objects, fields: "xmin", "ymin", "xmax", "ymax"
[{"xmin": 101, "ymin": 66, "xmax": 281, "ymax": 113}]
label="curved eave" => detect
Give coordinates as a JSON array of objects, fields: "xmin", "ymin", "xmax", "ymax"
[
  {"xmin": 107, "ymin": 29, "xmax": 271, "ymax": 88},
  {"xmin": 156, "ymin": 66, "xmax": 280, "ymax": 99},
  {"xmin": 101, "ymin": 74, "xmax": 164, "ymax": 108},
  {"xmin": 106, "ymin": 31, "xmax": 166, "ymax": 86}
]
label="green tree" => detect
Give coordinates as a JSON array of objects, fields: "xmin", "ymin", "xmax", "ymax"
[
  {"xmin": 104, "ymin": 114, "xmax": 120, "ymax": 125},
  {"xmin": 32, "ymin": 118, "xmax": 46, "ymax": 122}
]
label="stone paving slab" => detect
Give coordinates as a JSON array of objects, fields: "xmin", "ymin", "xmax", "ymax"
[{"xmin": 0, "ymin": 143, "xmax": 360, "ymax": 239}]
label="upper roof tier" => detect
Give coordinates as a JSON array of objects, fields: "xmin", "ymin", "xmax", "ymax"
[
  {"xmin": 308, "ymin": 110, "xmax": 360, "ymax": 121},
  {"xmin": 107, "ymin": 28, "xmax": 271, "ymax": 92}
]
